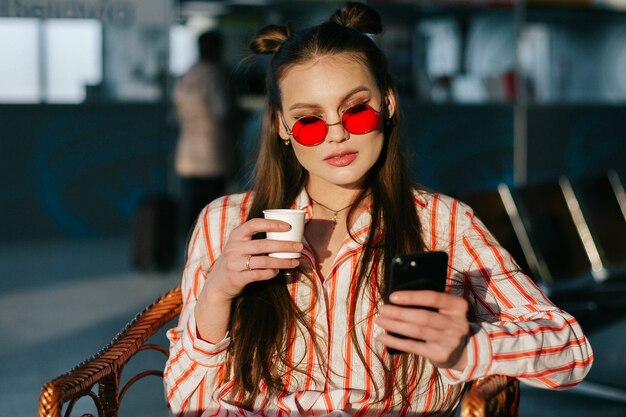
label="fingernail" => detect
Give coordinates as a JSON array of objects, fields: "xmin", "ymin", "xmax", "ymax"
[{"xmin": 389, "ymin": 293, "xmax": 400, "ymax": 303}]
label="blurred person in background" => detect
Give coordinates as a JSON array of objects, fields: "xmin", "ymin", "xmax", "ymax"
[{"xmin": 173, "ymin": 30, "xmax": 233, "ymax": 238}]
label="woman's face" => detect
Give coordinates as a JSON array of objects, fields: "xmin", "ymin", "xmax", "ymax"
[{"xmin": 277, "ymin": 53, "xmax": 395, "ymax": 191}]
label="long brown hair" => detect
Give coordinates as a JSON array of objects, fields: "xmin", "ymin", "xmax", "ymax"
[{"xmin": 226, "ymin": 2, "xmax": 462, "ymax": 411}]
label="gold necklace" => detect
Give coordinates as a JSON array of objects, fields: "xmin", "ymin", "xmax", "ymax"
[
  {"xmin": 309, "ymin": 193, "xmax": 371, "ymax": 228},
  {"xmin": 309, "ymin": 197, "xmax": 354, "ymax": 228}
]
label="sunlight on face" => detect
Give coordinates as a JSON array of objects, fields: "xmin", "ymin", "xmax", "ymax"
[{"xmin": 277, "ymin": 53, "xmax": 394, "ymax": 193}]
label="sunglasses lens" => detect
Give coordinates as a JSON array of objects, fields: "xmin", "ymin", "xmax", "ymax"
[
  {"xmin": 342, "ymin": 104, "xmax": 381, "ymax": 134},
  {"xmin": 290, "ymin": 104, "xmax": 381, "ymax": 146},
  {"xmin": 292, "ymin": 116, "xmax": 327, "ymax": 146}
]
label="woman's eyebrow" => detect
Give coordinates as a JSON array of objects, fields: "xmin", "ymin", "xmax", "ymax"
[{"xmin": 286, "ymin": 86, "xmax": 373, "ymax": 111}]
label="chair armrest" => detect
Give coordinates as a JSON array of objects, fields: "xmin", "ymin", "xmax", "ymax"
[
  {"xmin": 38, "ymin": 286, "xmax": 182, "ymax": 417},
  {"xmin": 461, "ymin": 375, "xmax": 520, "ymax": 417}
]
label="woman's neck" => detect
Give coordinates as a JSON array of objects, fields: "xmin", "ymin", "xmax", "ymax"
[{"xmin": 305, "ymin": 184, "xmax": 365, "ymax": 211}]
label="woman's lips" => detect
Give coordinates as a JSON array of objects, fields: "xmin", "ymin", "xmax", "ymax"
[{"xmin": 324, "ymin": 151, "xmax": 358, "ymax": 167}]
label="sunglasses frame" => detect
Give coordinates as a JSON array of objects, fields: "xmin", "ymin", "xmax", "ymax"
[{"xmin": 279, "ymin": 98, "xmax": 385, "ymax": 147}]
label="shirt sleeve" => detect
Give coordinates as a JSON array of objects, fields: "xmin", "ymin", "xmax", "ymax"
[
  {"xmin": 163, "ymin": 196, "xmax": 239, "ymax": 416},
  {"xmin": 433, "ymin": 196, "xmax": 594, "ymax": 388}
]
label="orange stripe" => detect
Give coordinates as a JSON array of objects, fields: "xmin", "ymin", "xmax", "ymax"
[
  {"xmin": 332, "ymin": 226, "xmax": 370, "ymax": 269},
  {"xmin": 230, "ymin": 385, "xmax": 246, "ymax": 415},
  {"xmin": 332, "ymin": 246, "xmax": 365, "ymax": 274},
  {"xmin": 308, "ymin": 300, "xmax": 318, "ymax": 390},
  {"xmin": 164, "ymin": 347, "xmax": 185, "ymax": 394},
  {"xmin": 464, "ymin": 236, "xmax": 514, "ymax": 309},
  {"xmin": 443, "ymin": 384, "xmax": 454, "ymax": 404},
  {"xmin": 413, "ymin": 193, "xmax": 427, "ymax": 208},
  {"xmin": 421, "ymin": 372, "xmax": 437, "ymax": 412},
  {"xmin": 188, "ymin": 223, "xmax": 201, "ymax": 259},
  {"xmin": 344, "ymin": 257, "xmax": 359, "ymax": 405},
  {"xmin": 469, "ymin": 211, "xmax": 538, "ymax": 305},
  {"xmin": 167, "ymin": 343, "xmax": 186, "ymax": 368},
  {"xmin": 493, "ymin": 337, "xmax": 588, "ymax": 360},
  {"xmin": 430, "ymin": 193, "xmax": 439, "ymax": 249},
  {"xmin": 466, "ymin": 277, "xmax": 499, "ymax": 316},
  {"xmin": 258, "ymin": 381, "xmax": 270, "ymax": 417},
  {"xmin": 537, "ymin": 376, "xmax": 560, "ymax": 388},
  {"xmin": 323, "ymin": 391, "xmax": 334, "ymax": 414},
  {"xmin": 353, "ymin": 261, "xmax": 379, "ymax": 417},
  {"xmin": 167, "ymin": 361, "xmax": 199, "ymax": 402},
  {"xmin": 364, "ymin": 261, "xmax": 378, "ymax": 396},
  {"xmin": 443, "ymin": 368, "xmax": 459, "ymax": 382},
  {"xmin": 517, "ymin": 357, "xmax": 593, "ymax": 379},
  {"xmin": 467, "ymin": 330, "xmax": 481, "ymax": 380},
  {"xmin": 277, "ymin": 282, "xmax": 298, "ymax": 412},
  {"xmin": 202, "ymin": 208, "xmax": 216, "ymax": 264},
  {"xmin": 219, "ymin": 195, "xmax": 230, "ymax": 249},
  {"xmin": 488, "ymin": 320, "xmax": 573, "ymax": 338},
  {"xmin": 215, "ymin": 379, "xmax": 236, "ymax": 406},
  {"xmin": 196, "ymin": 377, "xmax": 205, "ymax": 417},
  {"xmin": 538, "ymin": 376, "xmax": 585, "ymax": 389},
  {"xmin": 192, "ymin": 267, "xmax": 203, "ymax": 299},
  {"xmin": 241, "ymin": 192, "xmax": 252, "ymax": 223},
  {"xmin": 176, "ymin": 396, "xmax": 191, "ymax": 417},
  {"xmin": 378, "ymin": 381, "xmax": 395, "ymax": 415},
  {"xmin": 324, "ymin": 267, "xmax": 338, "ymax": 391},
  {"xmin": 304, "ymin": 274, "xmax": 316, "ymax": 391},
  {"xmin": 447, "ymin": 199, "xmax": 458, "ymax": 290},
  {"xmin": 216, "ymin": 363, "xmax": 227, "ymax": 388}
]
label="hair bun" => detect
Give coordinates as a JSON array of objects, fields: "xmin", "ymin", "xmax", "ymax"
[
  {"xmin": 330, "ymin": 2, "xmax": 382, "ymax": 35},
  {"xmin": 249, "ymin": 23, "xmax": 293, "ymax": 54}
]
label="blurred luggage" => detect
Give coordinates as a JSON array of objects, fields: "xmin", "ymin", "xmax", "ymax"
[{"xmin": 132, "ymin": 195, "xmax": 178, "ymax": 271}]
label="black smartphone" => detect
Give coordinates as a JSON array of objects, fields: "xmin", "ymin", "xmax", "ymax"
[{"xmin": 385, "ymin": 251, "xmax": 449, "ymax": 354}]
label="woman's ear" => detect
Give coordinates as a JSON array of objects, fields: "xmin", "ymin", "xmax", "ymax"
[
  {"xmin": 384, "ymin": 89, "xmax": 397, "ymax": 120},
  {"xmin": 276, "ymin": 112, "xmax": 290, "ymax": 140}
]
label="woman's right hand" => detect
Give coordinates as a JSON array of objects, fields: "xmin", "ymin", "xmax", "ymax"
[
  {"xmin": 194, "ymin": 218, "xmax": 303, "ymax": 342},
  {"xmin": 206, "ymin": 218, "xmax": 303, "ymax": 300}
]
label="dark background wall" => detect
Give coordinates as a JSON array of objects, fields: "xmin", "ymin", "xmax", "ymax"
[
  {"xmin": 526, "ymin": 105, "xmax": 626, "ymax": 184},
  {"xmin": 0, "ymin": 104, "xmax": 176, "ymax": 241}
]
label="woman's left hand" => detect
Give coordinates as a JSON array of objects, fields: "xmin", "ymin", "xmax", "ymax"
[{"xmin": 375, "ymin": 290, "xmax": 471, "ymax": 371}]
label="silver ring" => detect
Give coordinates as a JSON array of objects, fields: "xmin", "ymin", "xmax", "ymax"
[{"xmin": 245, "ymin": 255, "xmax": 252, "ymax": 271}]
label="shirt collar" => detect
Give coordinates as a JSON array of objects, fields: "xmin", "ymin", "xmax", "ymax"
[{"xmin": 290, "ymin": 188, "xmax": 315, "ymax": 223}]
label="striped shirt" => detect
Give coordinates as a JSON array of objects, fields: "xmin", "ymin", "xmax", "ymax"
[{"xmin": 164, "ymin": 189, "xmax": 593, "ymax": 417}]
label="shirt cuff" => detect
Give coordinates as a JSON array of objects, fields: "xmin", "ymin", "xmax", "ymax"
[
  {"xmin": 440, "ymin": 323, "xmax": 493, "ymax": 384},
  {"xmin": 181, "ymin": 310, "xmax": 230, "ymax": 367}
]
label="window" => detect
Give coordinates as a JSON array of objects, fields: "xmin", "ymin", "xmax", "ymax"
[
  {"xmin": 170, "ymin": 24, "xmax": 197, "ymax": 77},
  {"xmin": 45, "ymin": 19, "xmax": 102, "ymax": 103},
  {"xmin": 0, "ymin": 18, "xmax": 39, "ymax": 102},
  {"xmin": 0, "ymin": 18, "xmax": 102, "ymax": 103}
]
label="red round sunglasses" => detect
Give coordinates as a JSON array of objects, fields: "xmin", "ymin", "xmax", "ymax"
[{"xmin": 280, "ymin": 101, "xmax": 383, "ymax": 147}]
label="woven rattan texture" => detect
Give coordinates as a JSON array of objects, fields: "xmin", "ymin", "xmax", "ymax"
[
  {"xmin": 461, "ymin": 374, "xmax": 520, "ymax": 417},
  {"xmin": 38, "ymin": 286, "xmax": 182, "ymax": 417}
]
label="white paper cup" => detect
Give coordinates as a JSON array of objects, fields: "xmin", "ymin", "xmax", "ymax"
[{"xmin": 262, "ymin": 209, "xmax": 306, "ymax": 258}]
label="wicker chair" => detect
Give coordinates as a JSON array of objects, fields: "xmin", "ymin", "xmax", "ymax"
[{"xmin": 38, "ymin": 286, "xmax": 520, "ymax": 417}]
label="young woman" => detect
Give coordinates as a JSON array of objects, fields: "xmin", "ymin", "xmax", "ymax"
[{"xmin": 164, "ymin": 3, "xmax": 593, "ymax": 416}]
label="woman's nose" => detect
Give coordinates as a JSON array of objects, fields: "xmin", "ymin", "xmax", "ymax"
[{"xmin": 325, "ymin": 119, "xmax": 349, "ymax": 143}]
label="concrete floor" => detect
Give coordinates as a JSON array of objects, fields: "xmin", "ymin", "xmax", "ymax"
[{"xmin": 2, "ymin": 237, "xmax": 626, "ymax": 417}]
